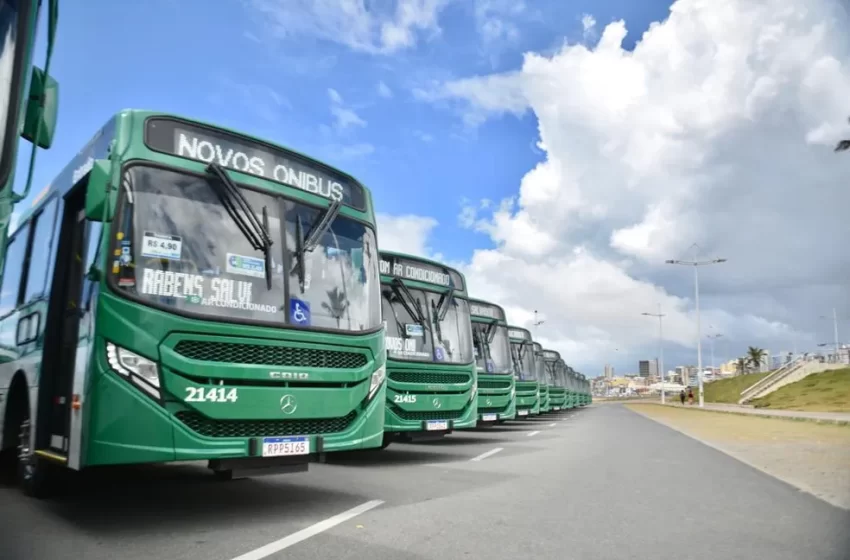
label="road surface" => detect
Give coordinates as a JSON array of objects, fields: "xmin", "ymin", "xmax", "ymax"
[{"xmin": 1, "ymin": 405, "xmax": 848, "ymax": 560}]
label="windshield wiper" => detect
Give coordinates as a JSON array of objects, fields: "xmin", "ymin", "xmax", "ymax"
[
  {"xmin": 206, "ymin": 163, "xmax": 274, "ymax": 290},
  {"xmin": 290, "ymin": 199, "xmax": 343, "ymax": 293},
  {"xmin": 434, "ymin": 287, "xmax": 455, "ymax": 322},
  {"xmin": 390, "ymin": 278, "xmax": 429, "ymax": 331},
  {"xmin": 484, "ymin": 318, "xmax": 499, "ymax": 343}
]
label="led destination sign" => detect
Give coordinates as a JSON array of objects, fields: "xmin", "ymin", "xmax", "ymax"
[
  {"xmin": 145, "ymin": 117, "xmax": 365, "ymax": 208},
  {"xmin": 469, "ymin": 302, "xmax": 505, "ymax": 322},
  {"xmin": 541, "ymin": 350, "xmax": 560, "ymax": 360},
  {"xmin": 379, "ymin": 254, "xmax": 464, "ymax": 290},
  {"xmin": 508, "ymin": 328, "xmax": 530, "ymax": 341}
]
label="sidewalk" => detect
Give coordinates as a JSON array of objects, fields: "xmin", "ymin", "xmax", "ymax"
[{"xmin": 661, "ymin": 401, "xmax": 850, "ymax": 426}]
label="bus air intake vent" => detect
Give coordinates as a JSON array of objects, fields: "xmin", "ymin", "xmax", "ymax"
[
  {"xmin": 388, "ymin": 371, "xmax": 470, "ymax": 384},
  {"xmin": 388, "ymin": 404, "xmax": 467, "ymax": 421},
  {"xmin": 175, "ymin": 410, "xmax": 357, "ymax": 438},
  {"xmin": 477, "ymin": 380, "xmax": 512, "ymax": 390},
  {"xmin": 173, "ymin": 341, "xmax": 367, "ymax": 369}
]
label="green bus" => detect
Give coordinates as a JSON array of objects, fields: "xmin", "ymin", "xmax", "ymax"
[
  {"xmin": 507, "ymin": 325, "xmax": 538, "ymax": 418},
  {"xmin": 564, "ymin": 365, "xmax": 577, "ymax": 409},
  {"xmin": 579, "ymin": 373, "xmax": 591, "ymax": 405},
  {"xmin": 0, "ymin": 110, "xmax": 388, "ymax": 497},
  {"xmin": 0, "ymin": 0, "xmax": 59, "ymax": 263},
  {"xmin": 539, "ymin": 349, "xmax": 561, "ymax": 412},
  {"xmin": 379, "ymin": 251, "xmax": 476, "ymax": 442},
  {"xmin": 533, "ymin": 342, "xmax": 549, "ymax": 413},
  {"xmin": 468, "ymin": 298, "xmax": 515, "ymax": 424},
  {"xmin": 549, "ymin": 357, "xmax": 568, "ymax": 411}
]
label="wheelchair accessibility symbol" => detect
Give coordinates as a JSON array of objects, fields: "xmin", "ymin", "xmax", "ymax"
[{"xmin": 290, "ymin": 298, "xmax": 311, "ymax": 326}]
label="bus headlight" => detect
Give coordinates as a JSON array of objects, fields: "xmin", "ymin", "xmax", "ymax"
[
  {"xmin": 106, "ymin": 342, "xmax": 161, "ymax": 399},
  {"xmin": 368, "ymin": 364, "xmax": 386, "ymax": 399}
]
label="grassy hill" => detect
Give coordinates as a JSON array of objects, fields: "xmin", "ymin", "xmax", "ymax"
[
  {"xmin": 702, "ymin": 372, "xmax": 770, "ymax": 404},
  {"xmin": 750, "ymin": 368, "xmax": 850, "ymax": 412}
]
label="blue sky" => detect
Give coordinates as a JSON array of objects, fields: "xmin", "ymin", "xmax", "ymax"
[{"xmin": 17, "ymin": 0, "xmax": 674, "ymax": 262}]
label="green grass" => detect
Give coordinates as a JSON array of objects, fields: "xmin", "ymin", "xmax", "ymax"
[
  {"xmin": 701, "ymin": 372, "xmax": 771, "ymax": 404},
  {"xmin": 750, "ymin": 368, "xmax": 850, "ymax": 412}
]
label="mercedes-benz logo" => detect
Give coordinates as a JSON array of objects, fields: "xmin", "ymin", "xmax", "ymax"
[
  {"xmin": 486, "ymin": 398, "xmax": 492, "ymax": 406},
  {"xmin": 279, "ymin": 394, "xmax": 297, "ymax": 415},
  {"xmin": 432, "ymin": 397, "xmax": 441, "ymax": 409}
]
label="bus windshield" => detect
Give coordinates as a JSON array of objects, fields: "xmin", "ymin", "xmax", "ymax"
[
  {"xmin": 382, "ymin": 286, "xmax": 473, "ymax": 364},
  {"xmin": 111, "ymin": 165, "xmax": 381, "ymax": 331},
  {"xmin": 510, "ymin": 341, "xmax": 536, "ymax": 381},
  {"xmin": 472, "ymin": 322, "xmax": 511, "ymax": 374}
]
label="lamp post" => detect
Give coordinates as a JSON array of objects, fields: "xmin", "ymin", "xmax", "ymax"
[
  {"xmin": 642, "ymin": 304, "xmax": 666, "ymax": 404},
  {"xmin": 666, "ymin": 247, "xmax": 727, "ymax": 408}
]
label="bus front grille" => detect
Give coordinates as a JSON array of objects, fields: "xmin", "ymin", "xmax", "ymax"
[
  {"xmin": 173, "ymin": 340, "xmax": 367, "ymax": 369},
  {"xmin": 388, "ymin": 371, "xmax": 471, "ymax": 385},
  {"xmin": 477, "ymin": 380, "xmax": 512, "ymax": 390},
  {"xmin": 387, "ymin": 404, "xmax": 467, "ymax": 421},
  {"xmin": 175, "ymin": 410, "xmax": 357, "ymax": 438}
]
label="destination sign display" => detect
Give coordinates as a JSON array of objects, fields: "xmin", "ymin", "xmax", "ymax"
[
  {"xmin": 379, "ymin": 254, "xmax": 464, "ymax": 290},
  {"xmin": 144, "ymin": 117, "xmax": 366, "ymax": 209},
  {"xmin": 541, "ymin": 350, "xmax": 560, "ymax": 360},
  {"xmin": 468, "ymin": 301, "xmax": 505, "ymax": 322},
  {"xmin": 508, "ymin": 328, "xmax": 530, "ymax": 341}
]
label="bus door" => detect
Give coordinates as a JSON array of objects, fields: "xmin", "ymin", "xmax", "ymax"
[{"xmin": 37, "ymin": 187, "xmax": 89, "ymax": 457}]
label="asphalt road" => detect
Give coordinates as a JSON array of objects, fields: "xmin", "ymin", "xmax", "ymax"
[{"xmin": 1, "ymin": 404, "xmax": 848, "ymax": 560}]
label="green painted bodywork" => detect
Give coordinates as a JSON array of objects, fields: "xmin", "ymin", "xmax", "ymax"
[
  {"xmin": 25, "ymin": 110, "xmax": 387, "ymax": 468},
  {"xmin": 380, "ymin": 251, "xmax": 477, "ymax": 434},
  {"xmin": 507, "ymin": 325, "xmax": 538, "ymax": 418},
  {"xmin": 468, "ymin": 298, "xmax": 515, "ymax": 423}
]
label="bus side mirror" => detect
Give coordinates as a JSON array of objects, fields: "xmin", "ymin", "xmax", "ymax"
[
  {"xmin": 21, "ymin": 67, "xmax": 59, "ymax": 149},
  {"xmin": 85, "ymin": 159, "xmax": 113, "ymax": 221}
]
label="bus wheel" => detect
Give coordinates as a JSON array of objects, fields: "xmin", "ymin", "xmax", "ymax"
[
  {"xmin": 380, "ymin": 434, "xmax": 393, "ymax": 449},
  {"xmin": 17, "ymin": 417, "xmax": 56, "ymax": 499},
  {"xmin": 213, "ymin": 470, "xmax": 235, "ymax": 481}
]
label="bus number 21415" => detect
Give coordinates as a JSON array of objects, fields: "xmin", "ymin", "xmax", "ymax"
[{"xmin": 185, "ymin": 387, "xmax": 239, "ymax": 403}]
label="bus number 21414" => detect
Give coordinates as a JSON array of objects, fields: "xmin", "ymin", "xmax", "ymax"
[{"xmin": 185, "ymin": 387, "xmax": 239, "ymax": 403}]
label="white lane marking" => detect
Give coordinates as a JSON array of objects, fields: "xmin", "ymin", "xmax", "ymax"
[
  {"xmin": 470, "ymin": 447, "xmax": 504, "ymax": 462},
  {"xmin": 548, "ymin": 422, "xmax": 557, "ymax": 427},
  {"xmin": 228, "ymin": 499, "xmax": 384, "ymax": 560},
  {"xmin": 527, "ymin": 430, "xmax": 540, "ymax": 437}
]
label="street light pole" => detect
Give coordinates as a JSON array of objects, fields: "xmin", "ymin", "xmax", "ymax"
[
  {"xmin": 642, "ymin": 304, "xmax": 666, "ymax": 404},
  {"xmin": 533, "ymin": 309, "xmax": 545, "ymax": 337},
  {"xmin": 666, "ymin": 247, "xmax": 727, "ymax": 408},
  {"xmin": 833, "ymin": 308, "xmax": 840, "ymax": 361}
]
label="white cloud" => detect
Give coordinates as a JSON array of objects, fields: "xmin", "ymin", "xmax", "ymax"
[
  {"xmin": 377, "ymin": 81, "xmax": 394, "ymax": 98},
  {"xmin": 581, "ymin": 13, "xmax": 597, "ymax": 41},
  {"xmin": 412, "ymin": 0, "xmax": 850, "ymax": 373},
  {"xmin": 246, "ymin": 0, "xmax": 451, "ymax": 55},
  {"xmin": 328, "ymin": 88, "xmax": 367, "ymax": 130},
  {"xmin": 474, "ymin": 0, "xmax": 526, "ymax": 45},
  {"xmin": 376, "ymin": 213, "xmax": 439, "ymax": 257}
]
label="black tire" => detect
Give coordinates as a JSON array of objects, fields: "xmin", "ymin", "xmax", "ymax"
[
  {"xmin": 380, "ymin": 434, "xmax": 393, "ymax": 449},
  {"xmin": 17, "ymin": 418, "xmax": 57, "ymax": 499},
  {"xmin": 213, "ymin": 470, "xmax": 234, "ymax": 481}
]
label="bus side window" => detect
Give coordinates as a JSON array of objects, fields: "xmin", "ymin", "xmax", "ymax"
[
  {"xmin": 22, "ymin": 198, "xmax": 58, "ymax": 303},
  {"xmin": 0, "ymin": 224, "xmax": 30, "ymax": 316}
]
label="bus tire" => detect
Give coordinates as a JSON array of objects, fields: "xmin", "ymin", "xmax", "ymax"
[
  {"xmin": 380, "ymin": 434, "xmax": 393, "ymax": 449},
  {"xmin": 17, "ymin": 416, "xmax": 56, "ymax": 499},
  {"xmin": 213, "ymin": 470, "xmax": 235, "ymax": 481}
]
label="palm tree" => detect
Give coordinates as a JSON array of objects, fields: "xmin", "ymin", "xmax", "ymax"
[
  {"xmin": 736, "ymin": 357, "xmax": 748, "ymax": 376},
  {"xmin": 835, "ymin": 117, "xmax": 850, "ymax": 152},
  {"xmin": 746, "ymin": 346, "xmax": 767, "ymax": 371},
  {"xmin": 322, "ymin": 287, "xmax": 349, "ymax": 328}
]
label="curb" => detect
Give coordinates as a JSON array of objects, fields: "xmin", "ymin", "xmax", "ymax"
[{"xmin": 634, "ymin": 402, "xmax": 850, "ymax": 427}]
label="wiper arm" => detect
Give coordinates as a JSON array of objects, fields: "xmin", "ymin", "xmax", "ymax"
[
  {"xmin": 206, "ymin": 163, "xmax": 274, "ymax": 289},
  {"xmin": 434, "ymin": 287, "xmax": 455, "ymax": 322},
  {"xmin": 290, "ymin": 200, "xmax": 343, "ymax": 293},
  {"xmin": 391, "ymin": 278, "xmax": 429, "ymax": 330},
  {"xmin": 485, "ymin": 318, "xmax": 498, "ymax": 343}
]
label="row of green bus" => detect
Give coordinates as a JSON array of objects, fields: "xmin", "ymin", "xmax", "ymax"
[{"xmin": 0, "ymin": 2, "xmax": 589, "ymax": 498}]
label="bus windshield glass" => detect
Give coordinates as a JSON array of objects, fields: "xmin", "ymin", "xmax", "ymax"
[
  {"xmin": 382, "ymin": 287, "xmax": 473, "ymax": 364},
  {"xmin": 510, "ymin": 341, "xmax": 536, "ymax": 381},
  {"xmin": 111, "ymin": 165, "xmax": 381, "ymax": 331},
  {"xmin": 472, "ymin": 323, "xmax": 512, "ymax": 374}
]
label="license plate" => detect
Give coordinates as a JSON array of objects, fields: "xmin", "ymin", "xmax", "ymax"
[
  {"xmin": 262, "ymin": 436, "xmax": 310, "ymax": 457},
  {"xmin": 482, "ymin": 413, "xmax": 497, "ymax": 422},
  {"xmin": 518, "ymin": 409, "xmax": 529, "ymax": 416},
  {"xmin": 554, "ymin": 406, "xmax": 561, "ymax": 411},
  {"xmin": 426, "ymin": 420, "xmax": 448, "ymax": 431}
]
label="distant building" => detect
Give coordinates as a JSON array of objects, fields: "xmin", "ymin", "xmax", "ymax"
[
  {"xmin": 604, "ymin": 364, "xmax": 615, "ymax": 379},
  {"xmin": 639, "ymin": 359, "xmax": 658, "ymax": 377}
]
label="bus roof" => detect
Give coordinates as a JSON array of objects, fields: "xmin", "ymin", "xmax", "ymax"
[
  {"xmin": 540, "ymin": 348, "xmax": 561, "ymax": 362},
  {"xmin": 507, "ymin": 325, "xmax": 532, "ymax": 342},
  {"xmin": 467, "ymin": 297, "xmax": 507, "ymax": 323},
  {"xmin": 378, "ymin": 250, "xmax": 467, "ymax": 293}
]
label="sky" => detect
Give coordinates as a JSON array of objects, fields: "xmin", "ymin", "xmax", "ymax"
[{"xmin": 13, "ymin": 0, "xmax": 850, "ymax": 376}]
